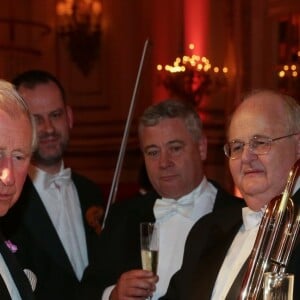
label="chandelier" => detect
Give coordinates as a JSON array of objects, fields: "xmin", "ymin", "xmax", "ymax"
[
  {"xmin": 157, "ymin": 44, "xmax": 228, "ymax": 110},
  {"xmin": 56, "ymin": 0, "xmax": 103, "ymax": 75}
]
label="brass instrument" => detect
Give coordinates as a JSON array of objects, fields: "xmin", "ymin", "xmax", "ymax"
[{"xmin": 239, "ymin": 159, "xmax": 300, "ymax": 300}]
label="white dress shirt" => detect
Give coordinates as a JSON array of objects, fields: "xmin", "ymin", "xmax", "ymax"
[
  {"xmin": 211, "ymin": 178, "xmax": 300, "ymax": 300},
  {"xmin": 29, "ymin": 163, "xmax": 88, "ymax": 280},
  {"xmin": 0, "ymin": 252, "xmax": 21, "ymax": 299},
  {"xmin": 102, "ymin": 176, "xmax": 217, "ymax": 300},
  {"xmin": 211, "ymin": 207, "xmax": 262, "ymax": 299}
]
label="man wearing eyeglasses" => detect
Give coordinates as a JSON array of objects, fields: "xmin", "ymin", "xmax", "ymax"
[{"xmin": 160, "ymin": 89, "xmax": 300, "ymax": 300}]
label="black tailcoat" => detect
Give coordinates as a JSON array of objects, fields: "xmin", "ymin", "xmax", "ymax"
[
  {"xmin": 161, "ymin": 190, "xmax": 300, "ymax": 300},
  {"xmin": 80, "ymin": 181, "xmax": 244, "ymax": 299},
  {"xmin": 1, "ymin": 173, "xmax": 103, "ymax": 300}
]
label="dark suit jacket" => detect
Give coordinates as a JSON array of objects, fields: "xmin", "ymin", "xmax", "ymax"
[
  {"xmin": 0, "ymin": 172, "xmax": 103, "ymax": 300},
  {"xmin": 160, "ymin": 189, "xmax": 300, "ymax": 300},
  {"xmin": 0, "ymin": 232, "xmax": 34, "ymax": 300},
  {"xmin": 79, "ymin": 181, "xmax": 244, "ymax": 299}
]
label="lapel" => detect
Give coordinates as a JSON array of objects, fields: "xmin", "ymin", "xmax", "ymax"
[
  {"xmin": 21, "ymin": 178, "xmax": 75, "ymax": 275},
  {"xmin": 100, "ymin": 190, "xmax": 157, "ymax": 271},
  {"xmin": 0, "ymin": 232, "xmax": 34, "ymax": 300},
  {"xmin": 224, "ymin": 188, "xmax": 300, "ymax": 299},
  {"xmin": 71, "ymin": 171, "xmax": 110, "ymax": 264},
  {"xmin": 71, "ymin": 173, "xmax": 97, "ymax": 257},
  {"xmin": 163, "ymin": 187, "xmax": 300, "ymax": 300},
  {"xmin": 169, "ymin": 200, "xmax": 243, "ymax": 300},
  {"xmin": 0, "ymin": 272, "xmax": 11, "ymax": 300},
  {"xmin": 183, "ymin": 183, "xmax": 245, "ymax": 299},
  {"xmin": 197, "ymin": 188, "xmax": 300, "ymax": 300},
  {"xmin": 138, "ymin": 190, "xmax": 157, "ymax": 222},
  {"xmin": 195, "ymin": 207, "xmax": 242, "ymax": 299},
  {"xmin": 127, "ymin": 192, "xmax": 157, "ymax": 268}
]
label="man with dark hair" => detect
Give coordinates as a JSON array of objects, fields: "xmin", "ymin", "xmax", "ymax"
[{"xmin": 2, "ymin": 70, "xmax": 104, "ymax": 300}]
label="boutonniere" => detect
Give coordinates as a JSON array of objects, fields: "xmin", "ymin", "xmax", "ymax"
[
  {"xmin": 85, "ymin": 205, "xmax": 104, "ymax": 235},
  {"xmin": 5, "ymin": 240, "xmax": 18, "ymax": 253}
]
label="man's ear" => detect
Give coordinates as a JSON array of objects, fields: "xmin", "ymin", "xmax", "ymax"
[
  {"xmin": 198, "ymin": 135, "xmax": 207, "ymax": 160},
  {"xmin": 66, "ymin": 105, "xmax": 74, "ymax": 129}
]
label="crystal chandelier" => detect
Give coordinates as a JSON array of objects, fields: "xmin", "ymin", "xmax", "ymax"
[{"xmin": 157, "ymin": 43, "xmax": 228, "ymax": 110}]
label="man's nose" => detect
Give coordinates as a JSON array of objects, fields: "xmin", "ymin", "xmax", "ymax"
[
  {"xmin": 40, "ymin": 119, "xmax": 55, "ymax": 133},
  {"xmin": 240, "ymin": 144, "xmax": 258, "ymax": 162},
  {"xmin": 159, "ymin": 150, "xmax": 173, "ymax": 168},
  {"xmin": 0, "ymin": 158, "xmax": 15, "ymax": 186}
]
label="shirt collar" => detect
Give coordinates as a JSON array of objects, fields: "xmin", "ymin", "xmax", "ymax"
[
  {"xmin": 242, "ymin": 176, "xmax": 300, "ymax": 232},
  {"xmin": 242, "ymin": 206, "xmax": 264, "ymax": 231},
  {"xmin": 28, "ymin": 162, "xmax": 66, "ymax": 189},
  {"xmin": 161, "ymin": 176, "xmax": 209, "ymax": 204},
  {"xmin": 154, "ymin": 177, "xmax": 212, "ymax": 222}
]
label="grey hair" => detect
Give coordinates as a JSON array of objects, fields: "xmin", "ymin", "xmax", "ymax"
[
  {"xmin": 138, "ymin": 99, "xmax": 203, "ymax": 141},
  {"xmin": 0, "ymin": 80, "xmax": 37, "ymax": 151}
]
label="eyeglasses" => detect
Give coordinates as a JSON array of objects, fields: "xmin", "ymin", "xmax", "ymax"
[{"xmin": 224, "ymin": 133, "xmax": 299, "ymax": 160}]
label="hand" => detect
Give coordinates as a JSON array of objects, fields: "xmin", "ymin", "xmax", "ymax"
[{"xmin": 109, "ymin": 269, "xmax": 158, "ymax": 300}]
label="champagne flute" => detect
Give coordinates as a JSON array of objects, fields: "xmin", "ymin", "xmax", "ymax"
[{"xmin": 140, "ymin": 222, "xmax": 159, "ymax": 299}]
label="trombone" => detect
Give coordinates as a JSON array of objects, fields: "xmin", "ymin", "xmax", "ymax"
[{"xmin": 239, "ymin": 159, "xmax": 300, "ymax": 299}]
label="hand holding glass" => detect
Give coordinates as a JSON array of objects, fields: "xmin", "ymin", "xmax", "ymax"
[{"xmin": 140, "ymin": 222, "xmax": 159, "ymax": 275}]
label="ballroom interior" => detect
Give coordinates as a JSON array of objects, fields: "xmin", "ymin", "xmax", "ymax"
[{"xmin": 1, "ymin": 0, "xmax": 300, "ymax": 202}]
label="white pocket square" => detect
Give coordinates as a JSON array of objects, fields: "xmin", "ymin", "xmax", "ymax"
[{"xmin": 23, "ymin": 269, "xmax": 37, "ymax": 291}]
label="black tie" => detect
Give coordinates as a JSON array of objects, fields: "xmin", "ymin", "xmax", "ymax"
[{"xmin": 226, "ymin": 258, "xmax": 249, "ymax": 300}]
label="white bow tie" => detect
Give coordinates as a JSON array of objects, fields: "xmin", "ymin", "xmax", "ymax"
[
  {"xmin": 44, "ymin": 168, "xmax": 71, "ymax": 189},
  {"xmin": 154, "ymin": 197, "xmax": 195, "ymax": 221},
  {"xmin": 242, "ymin": 207, "xmax": 264, "ymax": 231}
]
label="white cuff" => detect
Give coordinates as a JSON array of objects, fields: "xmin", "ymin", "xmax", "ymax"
[{"xmin": 102, "ymin": 285, "xmax": 115, "ymax": 300}]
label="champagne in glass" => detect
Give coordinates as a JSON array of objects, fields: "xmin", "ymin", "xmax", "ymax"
[
  {"xmin": 141, "ymin": 248, "xmax": 159, "ymax": 274},
  {"xmin": 140, "ymin": 222, "xmax": 159, "ymax": 274}
]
